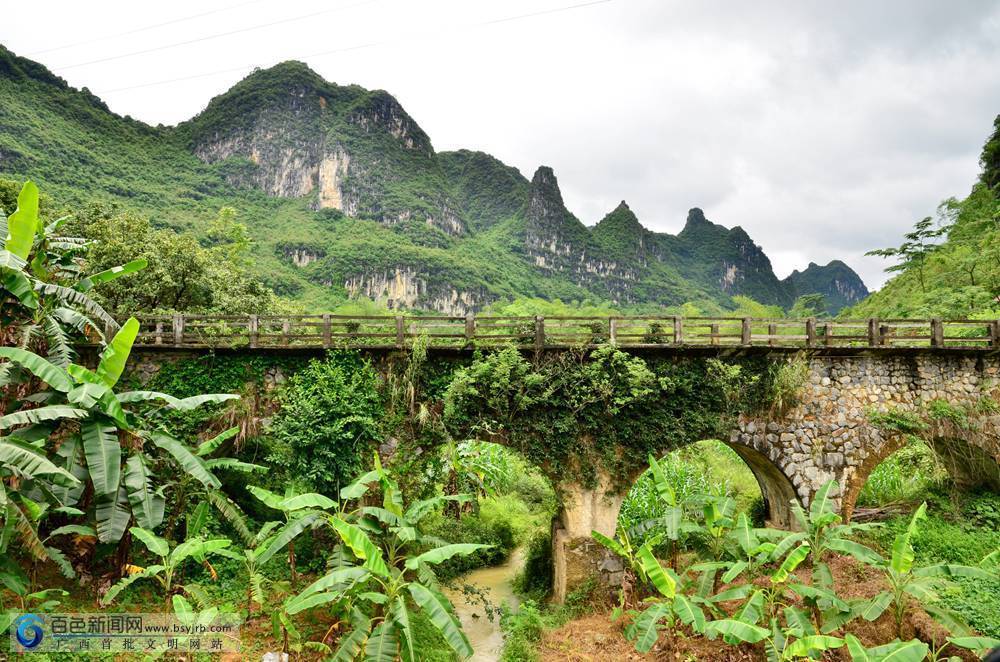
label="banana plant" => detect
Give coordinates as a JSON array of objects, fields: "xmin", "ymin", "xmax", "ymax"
[
  {"xmin": 622, "ymin": 453, "xmax": 700, "ymax": 569},
  {"xmin": 251, "ymin": 454, "xmax": 489, "ymax": 661},
  {"xmin": 620, "ymin": 542, "xmax": 708, "ymax": 654},
  {"xmin": 0, "ymin": 320, "xmax": 238, "ymax": 544},
  {"xmin": 843, "ymin": 634, "xmax": 929, "ymax": 662},
  {"xmin": 787, "ymin": 480, "xmax": 883, "ymax": 566},
  {"xmin": 216, "ymin": 520, "xmax": 286, "ymax": 615},
  {"xmin": 856, "ymin": 503, "xmax": 996, "ymax": 638},
  {"xmin": 0, "ymin": 180, "xmax": 146, "ymax": 366},
  {"xmin": 101, "ymin": 526, "xmax": 231, "ymax": 610},
  {"xmin": 0, "ymin": 427, "xmax": 79, "ymax": 569}
]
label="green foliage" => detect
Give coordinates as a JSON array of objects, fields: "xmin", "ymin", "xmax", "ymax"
[
  {"xmin": 444, "ymin": 346, "xmax": 772, "ymax": 488},
  {"xmin": 267, "ymin": 353, "xmax": 383, "ymax": 495},
  {"xmin": 514, "ymin": 533, "xmax": 554, "ymax": 601},
  {"xmin": 251, "ymin": 456, "xmax": 489, "ymax": 660},
  {"xmin": 857, "ymin": 438, "xmax": 949, "ymax": 508}
]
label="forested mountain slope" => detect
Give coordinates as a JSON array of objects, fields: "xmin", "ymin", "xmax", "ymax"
[
  {"xmin": 847, "ymin": 116, "xmax": 1000, "ymax": 319},
  {"xmin": 0, "ymin": 45, "xmax": 866, "ymax": 314}
]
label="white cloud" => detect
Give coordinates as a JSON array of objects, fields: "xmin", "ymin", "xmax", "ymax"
[{"xmin": 3, "ymin": 0, "xmax": 999, "ymax": 289}]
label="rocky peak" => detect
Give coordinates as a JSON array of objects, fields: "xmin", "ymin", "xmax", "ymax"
[
  {"xmin": 783, "ymin": 260, "xmax": 869, "ymax": 313},
  {"xmin": 593, "ymin": 200, "xmax": 646, "ymax": 257}
]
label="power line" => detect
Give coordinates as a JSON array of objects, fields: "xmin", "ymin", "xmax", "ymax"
[
  {"xmin": 98, "ymin": 0, "xmax": 613, "ymax": 95},
  {"xmin": 28, "ymin": 0, "xmax": 270, "ymax": 57},
  {"xmin": 55, "ymin": 0, "xmax": 381, "ymax": 72}
]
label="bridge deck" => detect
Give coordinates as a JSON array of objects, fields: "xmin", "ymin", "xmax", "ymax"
[{"xmin": 118, "ymin": 314, "xmax": 1000, "ymax": 352}]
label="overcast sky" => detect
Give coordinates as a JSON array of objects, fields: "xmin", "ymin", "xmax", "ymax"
[{"xmin": 4, "ymin": 0, "xmax": 1000, "ymax": 289}]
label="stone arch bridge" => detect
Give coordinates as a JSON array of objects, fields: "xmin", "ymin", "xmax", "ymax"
[{"xmin": 113, "ymin": 314, "xmax": 1000, "ymax": 601}]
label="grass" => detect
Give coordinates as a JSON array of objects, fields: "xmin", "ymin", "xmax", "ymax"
[{"xmin": 855, "ymin": 437, "xmax": 949, "ymax": 508}]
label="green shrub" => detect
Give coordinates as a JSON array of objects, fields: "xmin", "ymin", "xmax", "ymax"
[
  {"xmin": 856, "ymin": 438, "xmax": 949, "ymax": 507},
  {"xmin": 514, "ymin": 532, "xmax": 554, "ymax": 601},
  {"xmin": 266, "ymin": 352, "xmax": 383, "ymax": 494},
  {"xmin": 499, "ymin": 600, "xmax": 544, "ymax": 662}
]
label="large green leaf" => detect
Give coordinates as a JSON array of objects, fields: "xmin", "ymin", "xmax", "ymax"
[
  {"xmin": 101, "ymin": 564, "xmax": 166, "ymax": 606},
  {"xmin": 95, "ymin": 318, "xmax": 139, "ymax": 388},
  {"xmin": 95, "ymin": 485, "xmax": 131, "ymax": 543},
  {"xmin": 81, "ymin": 420, "xmax": 121, "ymax": 496},
  {"xmin": 1, "ymin": 268, "xmax": 37, "ymax": 308},
  {"xmin": 330, "ymin": 517, "xmax": 390, "ymax": 578},
  {"xmin": 0, "ymin": 405, "xmax": 87, "ymax": 430},
  {"xmin": 405, "ymin": 543, "xmax": 492, "ymax": 569},
  {"xmin": 130, "ymin": 526, "xmax": 169, "ymax": 558},
  {"xmin": 76, "ymin": 259, "xmax": 147, "ymax": 292},
  {"xmin": 810, "ymin": 480, "xmax": 838, "ymax": 518},
  {"xmin": 404, "ymin": 493, "xmax": 471, "ymax": 523},
  {"xmin": 255, "ymin": 512, "xmax": 322, "ymax": 565},
  {"xmin": 280, "ymin": 493, "xmax": 338, "ymax": 511},
  {"xmin": 148, "ymin": 433, "xmax": 220, "ymax": 489},
  {"xmin": 637, "ymin": 544, "xmax": 675, "ymax": 598},
  {"xmin": 169, "ymin": 538, "xmax": 231, "ymax": 566},
  {"xmin": 0, "ymin": 348, "xmax": 72, "ymax": 392},
  {"xmin": 864, "ymin": 638, "xmax": 930, "ymax": 662},
  {"xmin": 703, "ymin": 619, "xmax": 769, "ymax": 643},
  {"xmin": 772, "ymin": 542, "xmax": 810, "ymax": 583},
  {"xmin": 286, "ymin": 566, "xmax": 370, "ymax": 614},
  {"xmin": 786, "ymin": 635, "xmax": 844, "ymax": 657},
  {"xmin": 647, "ymin": 453, "xmax": 678, "ymax": 505},
  {"xmin": 948, "ymin": 636, "xmax": 1000, "ymax": 653},
  {"xmin": 826, "ymin": 538, "xmax": 884, "ymax": 566},
  {"xmin": 365, "ymin": 621, "xmax": 398, "ymax": 662},
  {"xmin": 124, "ymin": 455, "xmax": 165, "ymax": 530},
  {"xmin": 5, "ymin": 180, "xmax": 39, "ymax": 260},
  {"xmin": 890, "ymin": 503, "xmax": 926, "ymax": 574},
  {"xmin": 392, "ymin": 597, "xmax": 416, "ymax": 662},
  {"xmin": 732, "ymin": 512, "xmax": 756, "ymax": 555},
  {"xmin": 195, "ymin": 427, "xmax": 238, "ymax": 457},
  {"xmin": 0, "ymin": 437, "xmax": 77, "ymax": 486},
  {"xmin": 913, "ymin": 563, "xmax": 994, "ymax": 580},
  {"xmin": 247, "ymin": 485, "xmax": 285, "ymax": 511},
  {"xmin": 331, "ymin": 609, "xmax": 371, "ymax": 662},
  {"xmin": 408, "ymin": 583, "xmax": 472, "ymax": 659},
  {"xmin": 672, "ymin": 594, "xmax": 705, "ymax": 633},
  {"xmin": 591, "ymin": 531, "xmax": 628, "ymax": 559},
  {"xmin": 626, "ymin": 602, "xmax": 670, "ymax": 653}
]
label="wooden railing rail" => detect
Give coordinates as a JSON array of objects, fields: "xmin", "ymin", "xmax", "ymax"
[{"xmin": 120, "ymin": 315, "xmax": 1000, "ymax": 351}]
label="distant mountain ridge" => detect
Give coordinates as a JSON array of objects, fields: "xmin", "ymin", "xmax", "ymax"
[{"xmin": 0, "ymin": 46, "xmax": 868, "ymax": 313}]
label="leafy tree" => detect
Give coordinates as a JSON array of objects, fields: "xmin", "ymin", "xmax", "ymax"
[
  {"xmin": 76, "ymin": 203, "xmax": 275, "ymax": 316},
  {"xmin": 266, "ymin": 354, "xmax": 384, "ymax": 496},
  {"xmin": 788, "ymin": 293, "xmax": 828, "ymax": 318},
  {"xmin": 866, "ymin": 216, "xmax": 946, "ymax": 293}
]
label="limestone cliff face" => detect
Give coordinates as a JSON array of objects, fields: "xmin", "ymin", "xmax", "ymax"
[
  {"xmin": 179, "ymin": 62, "xmax": 465, "ymax": 235},
  {"xmin": 343, "ymin": 267, "xmax": 489, "ymax": 316}
]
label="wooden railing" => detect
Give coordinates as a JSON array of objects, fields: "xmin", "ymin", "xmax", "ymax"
[{"xmin": 123, "ymin": 315, "xmax": 1000, "ymax": 351}]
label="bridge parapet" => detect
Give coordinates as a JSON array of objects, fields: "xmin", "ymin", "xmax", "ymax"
[{"xmin": 124, "ymin": 314, "xmax": 1000, "ymax": 351}]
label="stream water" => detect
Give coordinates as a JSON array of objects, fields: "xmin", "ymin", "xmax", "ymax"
[{"xmin": 443, "ymin": 548, "xmax": 524, "ymax": 662}]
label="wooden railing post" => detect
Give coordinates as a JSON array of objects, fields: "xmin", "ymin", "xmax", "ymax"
[
  {"xmin": 710, "ymin": 322, "xmax": 720, "ymax": 346},
  {"xmin": 534, "ymin": 316, "xmax": 545, "ymax": 353},
  {"xmin": 990, "ymin": 320, "xmax": 1000, "ymax": 349},
  {"xmin": 806, "ymin": 318, "xmax": 816, "ymax": 347},
  {"xmin": 673, "ymin": 316, "xmax": 683, "ymax": 344},
  {"xmin": 823, "ymin": 323, "xmax": 832, "ymax": 347},
  {"xmin": 867, "ymin": 318, "xmax": 879, "ymax": 347},
  {"xmin": 173, "ymin": 314, "xmax": 184, "ymax": 347},
  {"xmin": 879, "ymin": 323, "xmax": 890, "ymax": 347},
  {"xmin": 248, "ymin": 315, "xmax": 258, "ymax": 348},
  {"xmin": 768, "ymin": 323, "xmax": 777, "ymax": 347},
  {"xmin": 322, "ymin": 314, "xmax": 331, "ymax": 348},
  {"xmin": 154, "ymin": 320, "xmax": 164, "ymax": 346},
  {"xmin": 465, "ymin": 313, "xmax": 475, "ymax": 345},
  {"xmin": 741, "ymin": 317, "xmax": 751, "ymax": 346},
  {"xmin": 281, "ymin": 320, "xmax": 290, "ymax": 346},
  {"xmin": 395, "ymin": 316, "xmax": 405, "ymax": 349},
  {"xmin": 931, "ymin": 318, "xmax": 943, "ymax": 347},
  {"xmin": 609, "ymin": 317, "xmax": 618, "ymax": 345}
]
